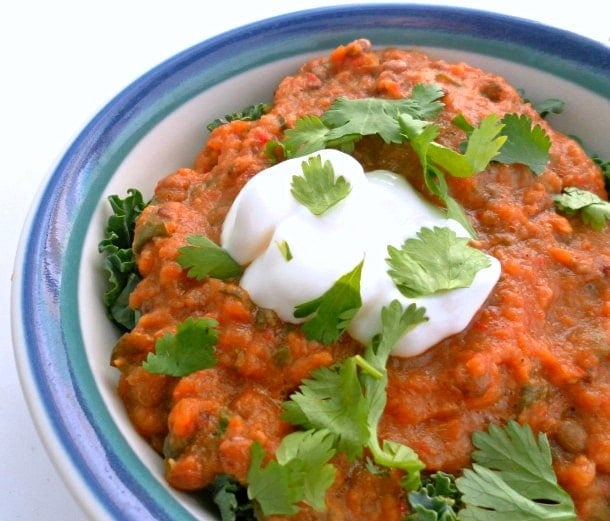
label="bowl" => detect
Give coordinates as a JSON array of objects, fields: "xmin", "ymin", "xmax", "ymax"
[{"xmin": 11, "ymin": 4, "xmax": 610, "ymax": 521}]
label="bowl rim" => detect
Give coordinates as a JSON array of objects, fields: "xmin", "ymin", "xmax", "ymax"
[{"xmin": 11, "ymin": 3, "xmax": 610, "ymax": 520}]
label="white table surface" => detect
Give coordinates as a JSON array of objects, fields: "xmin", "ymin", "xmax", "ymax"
[{"xmin": 2, "ymin": 1, "xmax": 607, "ymax": 519}]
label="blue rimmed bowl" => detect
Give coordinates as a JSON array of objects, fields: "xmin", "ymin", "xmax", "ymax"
[{"xmin": 11, "ymin": 4, "xmax": 610, "ymax": 520}]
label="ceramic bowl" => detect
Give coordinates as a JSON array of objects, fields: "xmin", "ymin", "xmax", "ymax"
[{"xmin": 12, "ymin": 4, "xmax": 610, "ymax": 520}]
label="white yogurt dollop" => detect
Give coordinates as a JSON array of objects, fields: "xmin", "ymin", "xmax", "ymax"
[{"xmin": 221, "ymin": 149, "xmax": 501, "ymax": 357}]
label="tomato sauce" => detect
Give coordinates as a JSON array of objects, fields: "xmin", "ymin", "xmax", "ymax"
[{"xmin": 110, "ymin": 39, "xmax": 610, "ymax": 519}]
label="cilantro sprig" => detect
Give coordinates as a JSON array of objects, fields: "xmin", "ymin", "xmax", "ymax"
[
  {"xmin": 290, "ymin": 155, "xmax": 351, "ymax": 215},
  {"xmin": 293, "ymin": 259, "xmax": 364, "ymax": 345},
  {"xmin": 553, "ymin": 186, "xmax": 610, "ymax": 231},
  {"xmin": 177, "ymin": 235, "xmax": 243, "ymax": 280},
  {"xmin": 278, "ymin": 84, "xmax": 445, "ymax": 158},
  {"xmin": 284, "ymin": 300, "xmax": 428, "ymax": 482},
  {"xmin": 386, "ymin": 226, "xmax": 491, "ymax": 298},
  {"xmin": 247, "ymin": 300, "xmax": 427, "ymax": 517},
  {"xmin": 142, "ymin": 316, "xmax": 218, "ymax": 376},
  {"xmin": 398, "ymin": 114, "xmax": 506, "ymax": 235}
]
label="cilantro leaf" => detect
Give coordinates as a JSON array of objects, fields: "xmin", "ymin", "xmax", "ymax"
[
  {"xmin": 409, "ymin": 83, "xmax": 447, "ymax": 119},
  {"xmin": 143, "ymin": 316, "xmax": 218, "ymax": 376},
  {"xmin": 282, "ymin": 359, "xmax": 370, "ymax": 460},
  {"xmin": 98, "ymin": 188, "xmax": 147, "ymax": 331},
  {"xmin": 281, "ymin": 115, "xmax": 330, "ymax": 158},
  {"xmin": 293, "ymin": 259, "xmax": 363, "ymax": 345},
  {"xmin": 553, "ymin": 186, "xmax": 610, "ymax": 231},
  {"xmin": 495, "ymin": 113, "xmax": 551, "ymax": 175},
  {"xmin": 290, "ymin": 155, "xmax": 352, "ymax": 215},
  {"xmin": 456, "ymin": 420, "xmax": 577, "ymax": 521},
  {"xmin": 386, "ymin": 226, "xmax": 491, "ymax": 298},
  {"xmin": 177, "ymin": 235, "xmax": 243, "ymax": 280},
  {"xmin": 247, "ymin": 429, "xmax": 336, "ymax": 515}
]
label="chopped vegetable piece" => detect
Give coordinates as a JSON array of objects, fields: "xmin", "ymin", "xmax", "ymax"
[{"xmin": 532, "ymin": 98, "xmax": 565, "ymax": 118}]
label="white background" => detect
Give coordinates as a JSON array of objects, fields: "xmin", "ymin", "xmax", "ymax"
[{"xmin": 2, "ymin": 1, "xmax": 608, "ymax": 519}]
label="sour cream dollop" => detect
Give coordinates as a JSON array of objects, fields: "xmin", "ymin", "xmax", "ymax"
[{"xmin": 221, "ymin": 149, "xmax": 501, "ymax": 357}]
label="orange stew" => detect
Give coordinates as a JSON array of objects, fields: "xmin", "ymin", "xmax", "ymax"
[{"xmin": 110, "ymin": 39, "xmax": 610, "ymax": 520}]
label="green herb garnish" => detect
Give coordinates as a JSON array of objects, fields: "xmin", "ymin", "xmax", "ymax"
[
  {"xmin": 207, "ymin": 103, "xmax": 269, "ymax": 132},
  {"xmin": 420, "ymin": 113, "xmax": 507, "ymax": 178},
  {"xmin": 407, "ymin": 472, "xmax": 462, "ymax": 520},
  {"xmin": 456, "ymin": 420, "xmax": 577, "ymax": 520},
  {"xmin": 142, "ymin": 316, "xmax": 218, "ymax": 376},
  {"xmin": 553, "ymin": 186, "xmax": 610, "ymax": 231},
  {"xmin": 284, "ymin": 300, "xmax": 428, "ymax": 485},
  {"xmin": 248, "ymin": 300, "xmax": 427, "ymax": 516},
  {"xmin": 386, "ymin": 226, "xmax": 491, "ymax": 298},
  {"xmin": 494, "ymin": 113, "xmax": 551, "ymax": 175},
  {"xmin": 453, "ymin": 113, "xmax": 551, "ymax": 175},
  {"xmin": 399, "ymin": 113, "xmax": 505, "ymax": 236},
  {"xmin": 293, "ymin": 259, "xmax": 364, "ymax": 345},
  {"xmin": 209, "ymin": 475, "xmax": 256, "ymax": 521},
  {"xmin": 275, "ymin": 240, "xmax": 293, "ymax": 261},
  {"xmin": 98, "ymin": 188, "xmax": 147, "ymax": 331},
  {"xmin": 247, "ymin": 429, "xmax": 337, "ymax": 515},
  {"xmin": 270, "ymin": 85, "xmax": 552, "ymax": 239},
  {"xmin": 290, "ymin": 154, "xmax": 351, "ymax": 215},
  {"xmin": 177, "ymin": 235, "xmax": 243, "ymax": 280},
  {"xmin": 279, "ymin": 84, "xmax": 444, "ymax": 158},
  {"xmin": 532, "ymin": 98, "xmax": 565, "ymax": 118}
]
